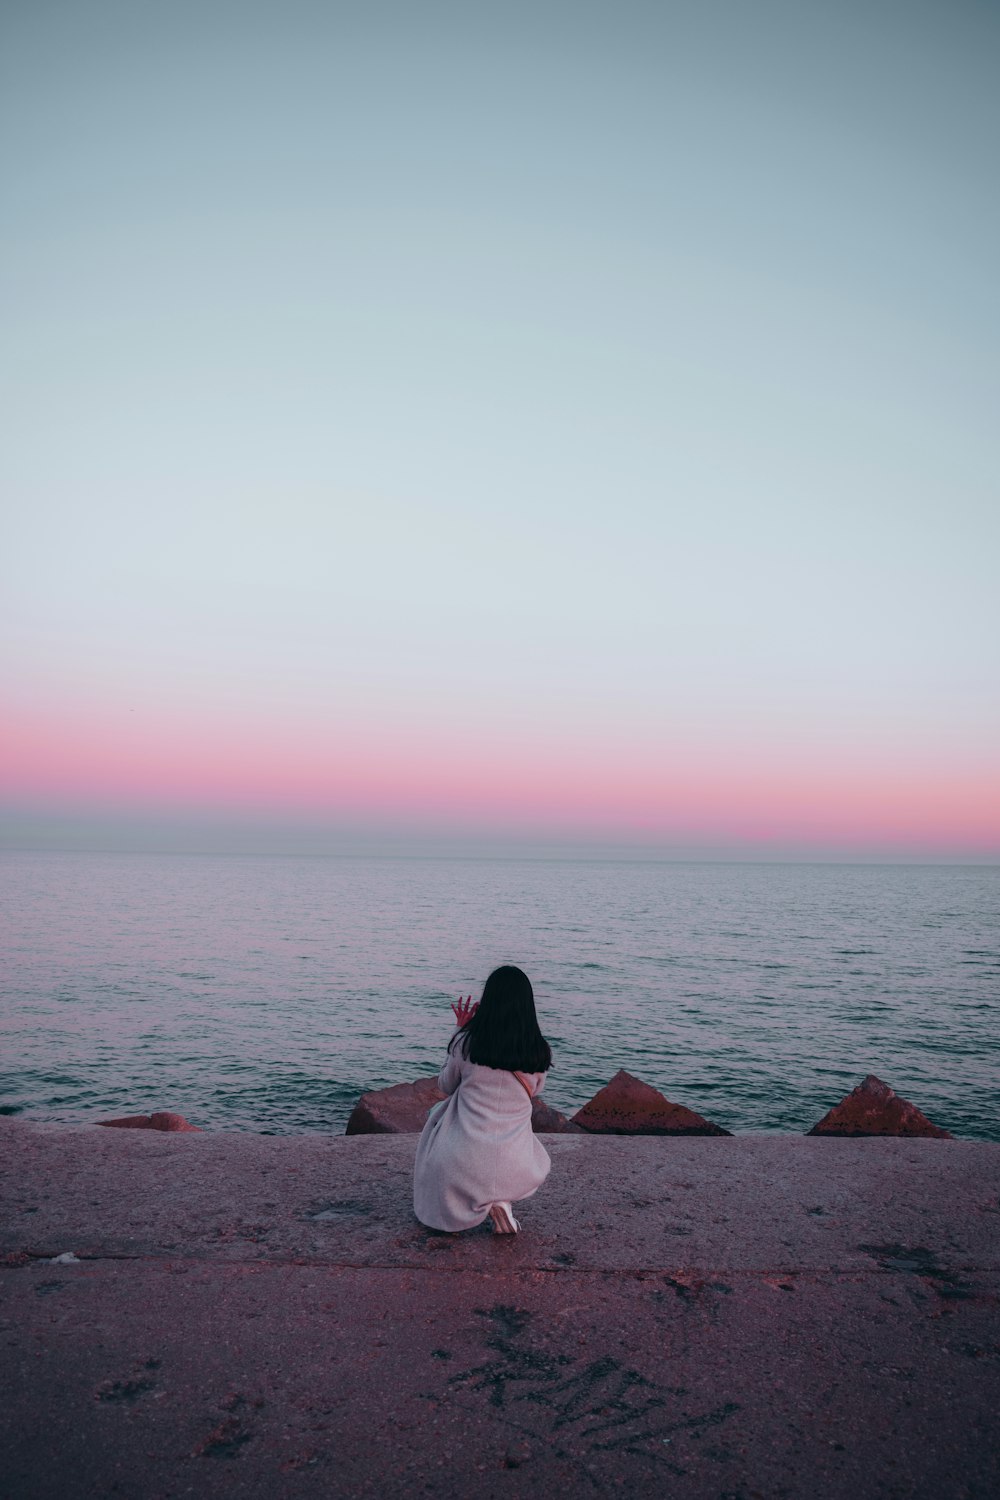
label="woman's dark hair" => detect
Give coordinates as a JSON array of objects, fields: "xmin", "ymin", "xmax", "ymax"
[{"xmin": 448, "ymin": 965, "xmax": 552, "ymax": 1073}]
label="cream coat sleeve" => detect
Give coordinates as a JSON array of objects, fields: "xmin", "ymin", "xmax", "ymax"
[{"xmin": 437, "ymin": 1044, "xmax": 463, "ymax": 1095}]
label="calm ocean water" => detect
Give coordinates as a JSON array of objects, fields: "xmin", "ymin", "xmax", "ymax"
[{"xmin": 1, "ymin": 852, "xmax": 997, "ymax": 1139}]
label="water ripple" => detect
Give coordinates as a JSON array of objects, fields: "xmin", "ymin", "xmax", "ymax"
[{"xmin": 1, "ymin": 853, "xmax": 997, "ymax": 1139}]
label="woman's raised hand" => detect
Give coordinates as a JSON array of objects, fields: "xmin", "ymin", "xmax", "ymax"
[{"xmin": 451, "ymin": 994, "xmax": 479, "ymax": 1026}]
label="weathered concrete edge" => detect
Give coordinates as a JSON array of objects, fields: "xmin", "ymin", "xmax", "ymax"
[
  {"xmin": 4, "ymin": 1119, "xmax": 1000, "ymax": 1280},
  {"xmin": 7, "ymin": 1117, "xmax": 1000, "ymax": 1143}
]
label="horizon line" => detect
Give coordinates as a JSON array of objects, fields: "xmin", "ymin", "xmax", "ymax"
[{"xmin": 2, "ymin": 842, "xmax": 997, "ymax": 869}]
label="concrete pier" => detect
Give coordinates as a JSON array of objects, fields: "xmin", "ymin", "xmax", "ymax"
[{"xmin": 2, "ymin": 1119, "xmax": 998, "ymax": 1498}]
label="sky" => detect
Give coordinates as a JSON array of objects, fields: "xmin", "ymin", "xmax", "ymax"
[{"xmin": 1, "ymin": 0, "xmax": 998, "ymax": 860}]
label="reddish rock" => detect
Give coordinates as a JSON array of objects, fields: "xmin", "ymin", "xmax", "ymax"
[
  {"xmin": 149, "ymin": 1112, "xmax": 201, "ymax": 1132},
  {"xmin": 98, "ymin": 1112, "xmax": 201, "ymax": 1132},
  {"xmin": 807, "ymin": 1074, "xmax": 952, "ymax": 1138},
  {"xmin": 571, "ymin": 1070, "xmax": 731, "ymax": 1136},
  {"xmin": 344, "ymin": 1077, "xmax": 446, "ymax": 1135},
  {"xmin": 345, "ymin": 1077, "xmax": 581, "ymax": 1135},
  {"xmin": 531, "ymin": 1097, "xmax": 585, "ymax": 1134}
]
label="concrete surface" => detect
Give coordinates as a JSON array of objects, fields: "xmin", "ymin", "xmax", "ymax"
[{"xmin": 1, "ymin": 1119, "xmax": 998, "ymax": 1499}]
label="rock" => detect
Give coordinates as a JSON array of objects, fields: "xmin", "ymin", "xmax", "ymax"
[
  {"xmin": 98, "ymin": 1112, "xmax": 201, "ymax": 1132},
  {"xmin": 344, "ymin": 1077, "xmax": 445, "ymax": 1135},
  {"xmin": 807, "ymin": 1074, "xmax": 952, "ymax": 1138},
  {"xmin": 571, "ymin": 1070, "xmax": 731, "ymax": 1136},
  {"xmin": 531, "ymin": 1097, "xmax": 585, "ymax": 1134},
  {"xmin": 345, "ymin": 1077, "xmax": 581, "ymax": 1135},
  {"xmin": 149, "ymin": 1112, "xmax": 201, "ymax": 1132}
]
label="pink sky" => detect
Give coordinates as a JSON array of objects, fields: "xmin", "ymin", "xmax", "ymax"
[{"xmin": 3, "ymin": 702, "xmax": 997, "ymax": 857}]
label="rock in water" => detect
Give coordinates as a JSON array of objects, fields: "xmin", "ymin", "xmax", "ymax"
[
  {"xmin": 571, "ymin": 1069, "xmax": 731, "ymax": 1136},
  {"xmin": 346, "ymin": 1078, "xmax": 580, "ymax": 1134},
  {"xmin": 98, "ymin": 1112, "xmax": 201, "ymax": 1132},
  {"xmin": 149, "ymin": 1112, "xmax": 201, "ymax": 1132},
  {"xmin": 807, "ymin": 1074, "xmax": 952, "ymax": 1137},
  {"xmin": 531, "ymin": 1097, "xmax": 584, "ymax": 1134},
  {"xmin": 345, "ymin": 1077, "xmax": 446, "ymax": 1135}
]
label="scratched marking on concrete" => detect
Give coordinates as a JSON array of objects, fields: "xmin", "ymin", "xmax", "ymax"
[
  {"xmin": 191, "ymin": 1392, "xmax": 265, "ymax": 1460},
  {"xmin": 307, "ymin": 1199, "xmax": 375, "ymax": 1221},
  {"xmin": 442, "ymin": 1303, "xmax": 739, "ymax": 1471},
  {"xmin": 859, "ymin": 1243, "xmax": 978, "ymax": 1302}
]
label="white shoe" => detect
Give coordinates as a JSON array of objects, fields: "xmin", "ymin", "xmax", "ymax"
[{"xmin": 489, "ymin": 1202, "xmax": 520, "ymax": 1234}]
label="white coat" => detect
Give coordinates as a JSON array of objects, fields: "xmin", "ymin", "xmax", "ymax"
[{"xmin": 412, "ymin": 1039, "xmax": 552, "ymax": 1232}]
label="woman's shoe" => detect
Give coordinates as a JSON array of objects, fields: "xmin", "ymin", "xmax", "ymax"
[{"xmin": 488, "ymin": 1202, "xmax": 520, "ymax": 1234}]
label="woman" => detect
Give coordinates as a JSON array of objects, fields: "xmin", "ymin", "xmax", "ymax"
[{"xmin": 413, "ymin": 965, "xmax": 552, "ymax": 1234}]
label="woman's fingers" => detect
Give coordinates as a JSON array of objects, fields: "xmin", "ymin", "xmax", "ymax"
[{"xmin": 450, "ymin": 994, "xmax": 479, "ymax": 1024}]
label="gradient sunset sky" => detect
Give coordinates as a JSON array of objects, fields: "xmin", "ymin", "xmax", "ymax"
[{"xmin": 2, "ymin": 0, "xmax": 998, "ymax": 859}]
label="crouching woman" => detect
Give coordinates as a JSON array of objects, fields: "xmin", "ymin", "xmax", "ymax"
[{"xmin": 413, "ymin": 965, "xmax": 552, "ymax": 1234}]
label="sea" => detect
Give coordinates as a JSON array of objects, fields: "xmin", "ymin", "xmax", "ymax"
[{"xmin": 1, "ymin": 852, "xmax": 997, "ymax": 1139}]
